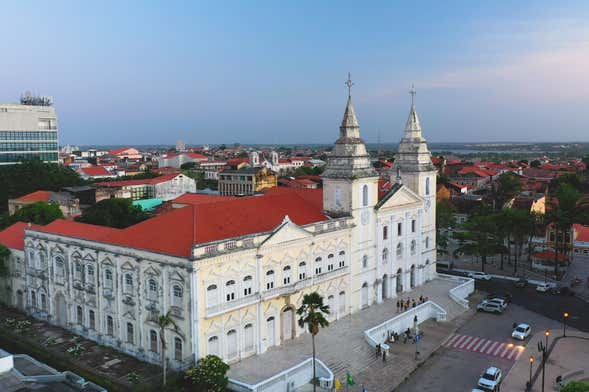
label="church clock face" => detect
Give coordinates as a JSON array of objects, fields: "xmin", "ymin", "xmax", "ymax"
[{"xmin": 361, "ymin": 210, "xmax": 369, "ymax": 225}]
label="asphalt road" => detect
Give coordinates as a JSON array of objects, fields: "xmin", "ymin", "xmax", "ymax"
[
  {"xmin": 395, "ymin": 276, "xmax": 588, "ymax": 391},
  {"xmin": 474, "ymin": 278, "xmax": 589, "ymax": 333}
]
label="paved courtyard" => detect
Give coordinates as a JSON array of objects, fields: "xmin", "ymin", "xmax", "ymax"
[{"xmin": 228, "ymin": 278, "xmax": 471, "ymax": 392}]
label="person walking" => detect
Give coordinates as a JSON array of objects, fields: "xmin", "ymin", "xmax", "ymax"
[{"xmin": 382, "ymin": 350, "xmax": 387, "ymax": 362}]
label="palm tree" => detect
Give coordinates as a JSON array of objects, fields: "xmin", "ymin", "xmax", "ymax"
[
  {"xmin": 455, "ymin": 212, "xmax": 504, "ymax": 273},
  {"xmin": 297, "ymin": 292, "xmax": 330, "ymax": 392},
  {"xmin": 157, "ymin": 310, "xmax": 179, "ymax": 387}
]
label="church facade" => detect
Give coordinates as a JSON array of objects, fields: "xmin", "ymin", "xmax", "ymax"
[{"xmin": 0, "ymin": 87, "xmax": 436, "ymax": 368}]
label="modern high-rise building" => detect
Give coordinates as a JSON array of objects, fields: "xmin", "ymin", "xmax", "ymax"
[{"xmin": 0, "ymin": 94, "xmax": 59, "ymax": 165}]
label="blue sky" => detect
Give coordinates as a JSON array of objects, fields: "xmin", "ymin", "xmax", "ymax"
[{"xmin": 1, "ymin": 1, "xmax": 588, "ymax": 145}]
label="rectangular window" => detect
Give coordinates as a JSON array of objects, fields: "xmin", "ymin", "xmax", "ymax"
[
  {"xmin": 89, "ymin": 310, "xmax": 95, "ymax": 329},
  {"xmin": 397, "ymin": 222, "xmax": 402, "ymax": 236},
  {"xmin": 383, "ymin": 226, "xmax": 388, "ymax": 240},
  {"xmin": 412, "ymin": 220, "xmax": 416, "ymax": 233}
]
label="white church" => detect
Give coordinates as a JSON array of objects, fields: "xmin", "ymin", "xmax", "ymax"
[{"xmin": 0, "ymin": 82, "xmax": 437, "ymax": 371}]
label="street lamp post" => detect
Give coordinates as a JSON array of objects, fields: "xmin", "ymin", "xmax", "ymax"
[
  {"xmin": 528, "ymin": 356, "xmax": 534, "ymax": 391},
  {"xmin": 563, "ymin": 312, "xmax": 569, "ymax": 337},
  {"xmin": 537, "ymin": 330, "xmax": 550, "ymax": 392}
]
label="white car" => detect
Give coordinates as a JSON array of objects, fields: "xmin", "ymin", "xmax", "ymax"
[
  {"xmin": 536, "ymin": 282, "xmax": 556, "ymax": 292},
  {"xmin": 487, "ymin": 298, "xmax": 508, "ymax": 310},
  {"xmin": 478, "ymin": 366, "xmax": 502, "ymax": 391},
  {"xmin": 469, "ymin": 272, "xmax": 492, "ymax": 281},
  {"xmin": 476, "ymin": 300, "xmax": 504, "ymax": 314},
  {"xmin": 512, "ymin": 323, "xmax": 531, "ymax": 340}
]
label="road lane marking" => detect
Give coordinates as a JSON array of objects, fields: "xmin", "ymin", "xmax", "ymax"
[
  {"xmin": 493, "ymin": 343, "xmax": 504, "ymax": 356},
  {"xmin": 466, "ymin": 337, "xmax": 480, "ymax": 350},
  {"xmin": 478, "ymin": 340, "xmax": 491, "ymax": 353},
  {"xmin": 486, "ymin": 341, "xmax": 499, "ymax": 354},
  {"xmin": 458, "ymin": 336, "xmax": 473, "ymax": 349},
  {"xmin": 452, "ymin": 335, "xmax": 468, "ymax": 348},
  {"xmin": 473, "ymin": 338, "xmax": 486, "ymax": 352}
]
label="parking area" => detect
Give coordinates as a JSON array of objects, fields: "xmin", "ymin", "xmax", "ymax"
[{"xmin": 396, "ymin": 298, "xmax": 563, "ymax": 391}]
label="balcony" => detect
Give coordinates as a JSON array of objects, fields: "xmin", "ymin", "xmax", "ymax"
[
  {"xmin": 262, "ymin": 265, "xmax": 349, "ymax": 301},
  {"xmin": 205, "ymin": 293, "xmax": 260, "ymax": 318}
]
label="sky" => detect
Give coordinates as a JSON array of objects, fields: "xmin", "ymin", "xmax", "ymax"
[{"xmin": 1, "ymin": 1, "xmax": 589, "ymax": 145}]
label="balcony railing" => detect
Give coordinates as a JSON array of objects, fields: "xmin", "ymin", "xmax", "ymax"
[{"xmin": 205, "ymin": 293, "xmax": 260, "ymax": 318}]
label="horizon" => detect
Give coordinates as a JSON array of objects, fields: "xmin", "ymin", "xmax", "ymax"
[{"xmin": 2, "ymin": 1, "xmax": 589, "ymax": 145}]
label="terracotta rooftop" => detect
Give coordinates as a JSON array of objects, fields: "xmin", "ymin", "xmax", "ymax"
[
  {"xmin": 0, "ymin": 222, "xmax": 41, "ymax": 250},
  {"xmin": 79, "ymin": 166, "xmax": 112, "ymax": 177},
  {"xmin": 95, "ymin": 173, "xmax": 183, "ymax": 187},
  {"xmin": 573, "ymin": 224, "xmax": 589, "ymax": 243},
  {"xmin": 15, "ymin": 190, "xmax": 52, "ymax": 203}
]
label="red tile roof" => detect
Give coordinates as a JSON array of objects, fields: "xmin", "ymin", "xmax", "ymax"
[
  {"xmin": 109, "ymin": 147, "xmax": 138, "ymax": 156},
  {"xmin": 15, "ymin": 190, "xmax": 52, "ymax": 202},
  {"xmin": 574, "ymin": 224, "xmax": 589, "ymax": 243},
  {"xmin": 173, "ymin": 194, "xmax": 238, "ymax": 205},
  {"xmin": 458, "ymin": 166, "xmax": 498, "ymax": 177},
  {"xmin": 79, "ymin": 166, "xmax": 112, "ymax": 177},
  {"xmin": 533, "ymin": 250, "xmax": 568, "ymax": 261},
  {"xmin": 95, "ymin": 173, "xmax": 184, "ymax": 187},
  {"xmin": 21, "ymin": 187, "xmax": 327, "ymax": 257},
  {"xmin": 0, "ymin": 222, "xmax": 41, "ymax": 250}
]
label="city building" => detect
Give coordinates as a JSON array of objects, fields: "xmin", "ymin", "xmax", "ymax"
[
  {"xmin": 0, "ymin": 88, "xmax": 436, "ymax": 373},
  {"xmin": 8, "ymin": 190, "xmax": 80, "ymax": 218},
  {"xmin": 157, "ymin": 152, "xmax": 208, "ymax": 169},
  {"xmin": 94, "ymin": 173, "xmax": 196, "ymax": 201},
  {"xmin": 218, "ymin": 166, "xmax": 278, "ymax": 196},
  {"xmin": 0, "ymin": 95, "xmax": 59, "ymax": 165}
]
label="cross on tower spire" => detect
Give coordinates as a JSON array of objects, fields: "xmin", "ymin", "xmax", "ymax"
[
  {"xmin": 345, "ymin": 72, "xmax": 354, "ymax": 97},
  {"xmin": 409, "ymin": 84, "xmax": 416, "ymax": 106}
]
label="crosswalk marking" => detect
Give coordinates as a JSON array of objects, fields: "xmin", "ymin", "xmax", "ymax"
[{"xmin": 442, "ymin": 333, "xmax": 525, "ymax": 361}]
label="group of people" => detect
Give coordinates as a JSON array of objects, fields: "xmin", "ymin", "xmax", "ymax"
[{"xmin": 396, "ymin": 295, "xmax": 428, "ymax": 312}]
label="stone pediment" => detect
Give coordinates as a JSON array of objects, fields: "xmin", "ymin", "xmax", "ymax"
[
  {"xmin": 260, "ymin": 216, "xmax": 313, "ymax": 248},
  {"xmin": 375, "ymin": 184, "xmax": 423, "ymax": 211}
]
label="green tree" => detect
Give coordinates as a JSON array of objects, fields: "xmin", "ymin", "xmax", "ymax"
[
  {"xmin": 436, "ymin": 200, "xmax": 456, "ymax": 254},
  {"xmin": 561, "ymin": 381, "xmax": 589, "ymax": 392},
  {"xmin": 547, "ymin": 184, "xmax": 589, "ymax": 277},
  {"xmin": 180, "ymin": 162, "xmax": 197, "ymax": 170},
  {"xmin": 0, "ymin": 161, "xmax": 84, "ymax": 212},
  {"xmin": 297, "ymin": 292, "xmax": 330, "ymax": 392},
  {"xmin": 157, "ymin": 310, "xmax": 179, "ymax": 387},
  {"xmin": 184, "ymin": 355, "xmax": 229, "ymax": 392},
  {"xmin": 76, "ymin": 199, "xmax": 150, "ymax": 228},
  {"xmin": 505, "ymin": 209, "xmax": 535, "ymax": 275},
  {"xmin": 9, "ymin": 202, "xmax": 64, "ymax": 227},
  {"xmin": 455, "ymin": 213, "xmax": 504, "ymax": 273},
  {"xmin": 492, "ymin": 173, "xmax": 522, "ymax": 210},
  {"xmin": 530, "ymin": 160, "xmax": 541, "ymax": 167}
]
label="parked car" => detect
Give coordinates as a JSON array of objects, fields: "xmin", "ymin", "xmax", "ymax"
[
  {"xmin": 536, "ymin": 282, "xmax": 556, "ymax": 293},
  {"xmin": 478, "ymin": 366, "xmax": 502, "ymax": 391},
  {"xmin": 477, "ymin": 300, "xmax": 504, "ymax": 314},
  {"xmin": 549, "ymin": 286, "xmax": 573, "ymax": 296},
  {"xmin": 487, "ymin": 298, "xmax": 508, "ymax": 310},
  {"xmin": 512, "ymin": 323, "xmax": 531, "ymax": 340},
  {"xmin": 486, "ymin": 292, "xmax": 512, "ymax": 303},
  {"xmin": 469, "ymin": 272, "xmax": 492, "ymax": 281},
  {"xmin": 514, "ymin": 278, "xmax": 528, "ymax": 288}
]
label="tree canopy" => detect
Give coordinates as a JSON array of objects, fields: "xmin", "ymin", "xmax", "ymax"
[
  {"xmin": 76, "ymin": 198, "xmax": 150, "ymax": 228},
  {"xmin": 10, "ymin": 202, "xmax": 64, "ymax": 227},
  {"xmin": 184, "ymin": 355, "xmax": 229, "ymax": 392},
  {"xmin": 0, "ymin": 161, "xmax": 84, "ymax": 212},
  {"xmin": 561, "ymin": 381, "xmax": 589, "ymax": 392}
]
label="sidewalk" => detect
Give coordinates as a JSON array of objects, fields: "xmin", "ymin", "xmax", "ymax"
[{"xmin": 502, "ymin": 330, "xmax": 589, "ymax": 391}]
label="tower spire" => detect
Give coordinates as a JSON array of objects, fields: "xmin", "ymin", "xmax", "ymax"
[
  {"xmin": 409, "ymin": 84, "xmax": 416, "ymax": 106},
  {"xmin": 345, "ymin": 72, "xmax": 354, "ymax": 97}
]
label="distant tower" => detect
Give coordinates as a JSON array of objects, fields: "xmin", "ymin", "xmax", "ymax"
[
  {"xmin": 176, "ymin": 140, "xmax": 186, "ymax": 151},
  {"xmin": 249, "ymin": 151, "xmax": 260, "ymax": 166},
  {"xmin": 271, "ymin": 151, "xmax": 279, "ymax": 167}
]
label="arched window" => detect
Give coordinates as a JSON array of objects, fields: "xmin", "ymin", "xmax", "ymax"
[
  {"xmin": 104, "ymin": 269, "xmax": 113, "ymax": 288},
  {"xmin": 76, "ymin": 305, "xmax": 83, "ymax": 324},
  {"xmin": 38, "ymin": 252, "xmax": 46, "ymax": 268},
  {"xmin": 74, "ymin": 262, "xmax": 82, "ymax": 280},
  {"xmin": 40, "ymin": 293, "xmax": 47, "ymax": 311},
  {"xmin": 338, "ymin": 251, "xmax": 345, "ymax": 268},
  {"xmin": 227, "ymin": 330, "xmax": 238, "ymax": 359},
  {"xmin": 283, "ymin": 266, "xmax": 292, "ymax": 285},
  {"xmin": 148, "ymin": 279, "xmax": 157, "ymax": 300},
  {"xmin": 362, "ymin": 255, "xmax": 368, "ymax": 269},
  {"xmin": 124, "ymin": 273, "xmax": 133, "ymax": 294},
  {"xmin": 174, "ymin": 337, "xmax": 182, "ymax": 361},
  {"xmin": 243, "ymin": 275, "xmax": 253, "ymax": 296},
  {"xmin": 362, "ymin": 184, "xmax": 368, "ymax": 206},
  {"xmin": 225, "ymin": 280, "xmax": 236, "ymax": 302},
  {"xmin": 244, "ymin": 323, "xmax": 254, "ymax": 351},
  {"xmin": 382, "ymin": 248, "xmax": 388, "ymax": 264},
  {"xmin": 127, "ymin": 322, "xmax": 134, "ymax": 344},
  {"xmin": 172, "ymin": 285, "xmax": 183, "ymax": 307},
  {"xmin": 327, "ymin": 254, "xmax": 334, "ymax": 271},
  {"xmin": 54, "ymin": 256, "xmax": 65, "ymax": 277},
  {"xmin": 425, "ymin": 177, "xmax": 430, "ymax": 195},
  {"xmin": 206, "ymin": 284, "xmax": 218, "ymax": 307},
  {"xmin": 396, "ymin": 243, "xmax": 403, "ymax": 257},
  {"xmin": 315, "ymin": 257, "xmax": 322, "ymax": 275},
  {"xmin": 208, "ymin": 336, "xmax": 219, "ymax": 356},
  {"xmin": 150, "ymin": 330, "xmax": 158, "ymax": 352},
  {"xmin": 89, "ymin": 310, "xmax": 95, "ymax": 329},
  {"xmin": 30, "ymin": 290, "xmax": 36, "ymax": 308},
  {"xmin": 411, "ymin": 240, "xmax": 416, "ymax": 255},
  {"xmin": 298, "ymin": 262, "xmax": 307, "ymax": 280},
  {"xmin": 266, "ymin": 270, "xmax": 275, "ymax": 290},
  {"xmin": 107, "ymin": 315, "xmax": 114, "ymax": 335}
]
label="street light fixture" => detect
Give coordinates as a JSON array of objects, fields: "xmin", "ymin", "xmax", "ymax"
[
  {"xmin": 538, "ymin": 330, "xmax": 550, "ymax": 392},
  {"xmin": 527, "ymin": 356, "xmax": 535, "ymax": 391},
  {"xmin": 563, "ymin": 312, "xmax": 569, "ymax": 337}
]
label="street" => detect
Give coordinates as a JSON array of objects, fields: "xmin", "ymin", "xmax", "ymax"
[{"xmin": 395, "ymin": 276, "xmax": 588, "ymax": 391}]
